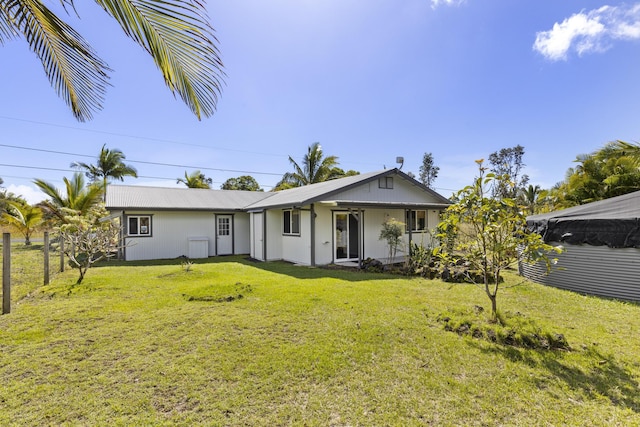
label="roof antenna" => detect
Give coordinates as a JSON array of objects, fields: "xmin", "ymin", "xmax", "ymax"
[{"xmin": 396, "ymin": 156, "xmax": 404, "ymax": 170}]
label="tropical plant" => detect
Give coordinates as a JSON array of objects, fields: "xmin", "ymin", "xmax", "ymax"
[
  {"xmin": 34, "ymin": 173, "xmax": 104, "ymax": 222},
  {"xmin": 72, "ymin": 144, "xmax": 138, "ymax": 200},
  {"xmin": 177, "ymin": 170, "xmax": 212, "ymax": 189},
  {"xmin": 221, "ymin": 175, "xmax": 263, "ymax": 191},
  {"xmin": 436, "ymin": 160, "xmax": 561, "ymax": 322},
  {"xmin": 552, "ymin": 141, "xmax": 640, "ymax": 208},
  {"xmin": 58, "ymin": 204, "xmax": 121, "ymax": 284},
  {"xmin": 518, "ymin": 184, "xmax": 548, "ymax": 215},
  {"xmin": 379, "ymin": 218, "xmax": 405, "ymax": 264},
  {"xmin": 1, "ymin": 200, "xmax": 43, "ymax": 245},
  {"xmin": 1, "ymin": 0, "xmax": 224, "ymax": 121},
  {"xmin": 275, "ymin": 143, "xmax": 341, "ymax": 190}
]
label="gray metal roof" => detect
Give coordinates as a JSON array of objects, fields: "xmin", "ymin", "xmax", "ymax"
[
  {"xmin": 106, "ymin": 169, "xmax": 451, "ymax": 212},
  {"xmin": 245, "ymin": 169, "xmax": 451, "ymax": 210},
  {"xmin": 106, "ymin": 185, "xmax": 272, "ymax": 211}
]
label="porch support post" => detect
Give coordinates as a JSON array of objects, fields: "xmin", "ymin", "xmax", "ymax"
[
  {"xmin": 358, "ymin": 209, "xmax": 363, "ymax": 269},
  {"xmin": 262, "ymin": 210, "xmax": 267, "ymax": 261},
  {"xmin": 407, "ymin": 209, "xmax": 413, "ymax": 257},
  {"xmin": 310, "ymin": 204, "xmax": 316, "ymax": 267}
]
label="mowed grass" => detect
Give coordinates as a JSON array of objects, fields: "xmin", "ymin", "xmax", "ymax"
[{"xmin": 1, "ymin": 256, "xmax": 639, "ymax": 425}]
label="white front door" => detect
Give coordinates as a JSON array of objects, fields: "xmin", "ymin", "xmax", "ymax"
[
  {"xmin": 334, "ymin": 212, "xmax": 360, "ymax": 262},
  {"xmin": 216, "ymin": 215, "xmax": 233, "ymax": 255}
]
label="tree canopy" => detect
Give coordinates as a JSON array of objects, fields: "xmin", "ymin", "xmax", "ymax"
[
  {"xmin": 72, "ymin": 145, "xmax": 137, "ymax": 201},
  {"xmin": 2, "ymin": 0, "xmax": 225, "ymax": 121},
  {"xmin": 177, "ymin": 170, "xmax": 212, "ymax": 189},
  {"xmin": 221, "ymin": 176, "xmax": 263, "ymax": 191},
  {"xmin": 275, "ymin": 143, "xmax": 357, "ymax": 190},
  {"xmin": 549, "ymin": 140, "xmax": 640, "ymax": 208},
  {"xmin": 34, "ymin": 173, "xmax": 104, "ymax": 222}
]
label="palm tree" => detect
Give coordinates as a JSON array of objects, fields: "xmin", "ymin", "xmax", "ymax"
[
  {"xmin": 275, "ymin": 143, "xmax": 341, "ymax": 190},
  {"xmin": 72, "ymin": 145, "xmax": 138, "ymax": 200},
  {"xmin": 519, "ymin": 184, "xmax": 542, "ymax": 215},
  {"xmin": 177, "ymin": 170, "xmax": 212, "ymax": 189},
  {"xmin": 2, "ymin": 0, "xmax": 224, "ymax": 121},
  {"xmin": 1, "ymin": 200, "xmax": 43, "ymax": 245},
  {"xmin": 34, "ymin": 173, "xmax": 104, "ymax": 222}
]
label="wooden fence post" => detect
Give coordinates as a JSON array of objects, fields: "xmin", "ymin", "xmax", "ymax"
[
  {"xmin": 59, "ymin": 237, "xmax": 65, "ymax": 273},
  {"xmin": 44, "ymin": 231, "xmax": 50, "ymax": 285},
  {"xmin": 3, "ymin": 233, "xmax": 10, "ymax": 315}
]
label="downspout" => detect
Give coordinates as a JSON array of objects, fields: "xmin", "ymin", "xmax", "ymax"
[{"xmin": 310, "ymin": 204, "xmax": 316, "ymax": 266}]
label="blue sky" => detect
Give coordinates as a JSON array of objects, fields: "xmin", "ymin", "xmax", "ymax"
[{"xmin": 3, "ymin": 0, "xmax": 640, "ymax": 204}]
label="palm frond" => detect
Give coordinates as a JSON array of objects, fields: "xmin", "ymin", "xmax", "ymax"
[
  {"xmin": 95, "ymin": 0, "xmax": 225, "ymax": 119},
  {"xmin": 5, "ymin": 0, "xmax": 110, "ymax": 121}
]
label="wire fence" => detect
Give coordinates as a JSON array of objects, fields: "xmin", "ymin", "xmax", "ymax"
[{"xmin": 1, "ymin": 232, "xmax": 64, "ymax": 314}]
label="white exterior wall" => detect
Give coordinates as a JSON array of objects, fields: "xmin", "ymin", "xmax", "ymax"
[
  {"xmin": 123, "ymin": 211, "xmax": 250, "ymax": 261},
  {"xmin": 281, "ymin": 209, "xmax": 311, "ymax": 264},
  {"xmin": 332, "ymin": 178, "xmax": 444, "ymax": 204}
]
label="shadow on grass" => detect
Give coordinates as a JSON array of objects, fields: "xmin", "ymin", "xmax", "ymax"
[
  {"xmin": 472, "ymin": 342, "xmax": 640, "ymax": 413},
  {"xmin": 96, "ymin": 255, "xmax": 401, "ymax": 282}
]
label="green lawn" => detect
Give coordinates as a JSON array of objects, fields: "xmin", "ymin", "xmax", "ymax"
[{"xmin": 1, "ymin": 255, "xmax": 639, "ymax": 425}]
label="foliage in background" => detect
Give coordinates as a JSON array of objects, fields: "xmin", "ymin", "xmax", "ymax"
[
  {"xmin": 177, "ymin": 170, "xmax": 212, "ymax": 189},
  {"xmin": 274, "ymin": 143, "xmax": 357, "ymax": 190},
  {"xmin": 550, "ymin": 140, "xmax": 640, "ymax": 208},
  {"xmin": 221, "ymin": 175, "xmax": 263, "ymax": 191},
  {"xmin": 1, "ymin": 0, "xmax": 224, "ymax": 121},
  {"xmin": 71, "ymin": 144, "xmax": 138, "ymax": 201},
  {"xmin": 1, "ymin": 200, "xmax": 43, "ymax": 245},
  {"xmin": 58, "ymin": 204, "xmax": 121, "ymax": 284},
  {"xmin": 437, "ymin": 160, "xmax": 561, "ymax": 321},
  {"xmin": 418, "ymin": 152, "xmax": 439, "ymax": 188},
  {"xmin": 379, "ymin": 218, "xmax": 405, "ymax": 264},
  {"xmin": 488, "ymin": 145, "xmax": 529, "ymax": 199},
  {"xmin": 34, "ymin": 173, "xmax": 104, "ymax": 223}
]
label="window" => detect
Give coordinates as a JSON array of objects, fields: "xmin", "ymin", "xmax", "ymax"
[
  {"xmin": 378, "ymin": 177, "xmax": 393, "ymax": 189},
  {"xmin": 406, "ymin": 210, "xmax": 427, "ymax": 232},
  {"xmin": 218, "ymin": 217, "xmax": 230, "ymax": 236},
  {"xmin": 283, "ymin": 209, "xmax": 300, "ymax": 235},
  {"xmin": 128, "ymin": 215, "xmax": 151, "ymax": 236}
]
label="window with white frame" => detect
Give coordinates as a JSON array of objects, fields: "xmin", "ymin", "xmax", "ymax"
[
  {"xmin": 283, "ymin": 209, "xmax": 300, "ymax": 235},
  {"xmin": 378, "ymin": 177, "xmax": 393, "ymax": 189},
  {"xmin": 405, "ymin": 210, "xmax": 427, "ymax": 232},
  {"xmin": 128, "ymin": 215, "xmax": 151, "ymax": 236}
]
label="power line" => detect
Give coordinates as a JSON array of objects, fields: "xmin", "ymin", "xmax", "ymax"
[{"xmin": 0, "ymin": 143, "xmax": 283, "ymax": 177}]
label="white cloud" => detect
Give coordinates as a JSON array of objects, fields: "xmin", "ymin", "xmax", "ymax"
[
  {"xmin": 431, "ymin": 0, "xmax": 465, "ymax": 9},
  {"xmin": 5, "ymin": 184, "xmax": 46, "ymax": 205},
  {"xmin": 534, "ymin": 4, "xmax": 640, "ymax": 61}
]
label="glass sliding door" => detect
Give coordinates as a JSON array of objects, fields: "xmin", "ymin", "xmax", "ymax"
[{"xmin": 334, "ymin": 212, "xmax": 359, "ymax": 262}]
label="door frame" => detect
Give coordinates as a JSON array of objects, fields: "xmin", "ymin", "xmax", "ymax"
[
  {"xmin": 215, "ymin": 214, "xmax": 234, "ymax": 255},
  {"xmin": 333, "ymin": 211, "xmax": 361, "ymax": 263}
]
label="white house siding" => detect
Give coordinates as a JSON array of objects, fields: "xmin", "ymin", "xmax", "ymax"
[
  {"xmin": 332, "ymin": 178, "xmax": 443, "ymax": 204},
  {"xmin": 281, "ymin": 210, "xmax": 312, "ymax": 265},
  {"xmin": 124, "ymin": 211, "xmax": 214, "ymax": 261},
  {"xmin": 123, "ymin": 211, "xmax": 251, "ymax": 261},
  {"xmin": 520, "ymin": 242, "xmax": 640, "ymax": 302}
]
